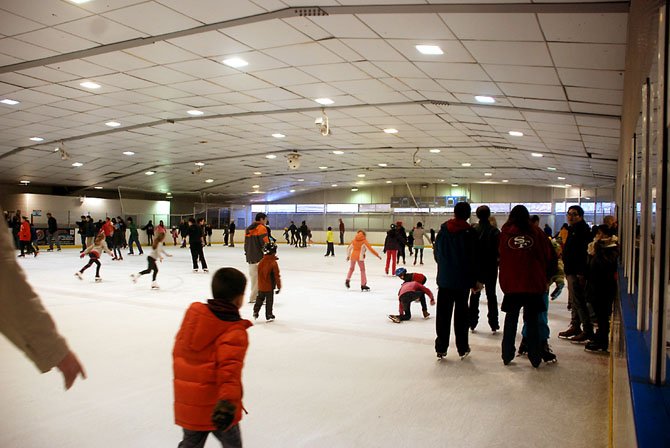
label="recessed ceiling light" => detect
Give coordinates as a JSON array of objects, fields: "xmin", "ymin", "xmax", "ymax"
[
  {"xmin": 187, "ymin": 110, "xmax": 204, "ymax": 116},
  {"xmin": 429, "ymin": 149, "xmax": 441, "ymax": 153},
  {"xmin": 558, "ymin": 176, "xmax": 566, "ymax": 180},
  {"xmin": 265, "ymin": 154, "xmax": 277, "ymax": 159},
  {"xmin": 94, "ymin": 186, "xmax": 103, "ymax": 189},
  {"xmin": 531, "ymin": 152, "xmax": 543, "ymax": 158},
  {"xmin": 69, "ymin": 0, "xmax": 92, "ymax": 4},
  {"xmin": 29, "ymin": 137, "xmax": 44, "ymax": 142},
  {"xmin": 290, "ymin": 189, "xmax": 296, "ymax": 193},
  {"xmin": 475, "ymin": 95, "xmax": 495, "ymax": 104},
  {"xmin": 252, "ymin": 185, "xmax": 260, "ymax": 189},
  {"xmin": 297, "ymin": 178, "xmax": 304, "ymax": 182},
  {"xmin": 272, "ymin": 133, "xmax": 285, "ymax": 138},
  {"xmin": 80, "ymin": 81, "xmax": 101, "ymax": 89},
  {"xmin": 461, "ymin": 162, "xmax": 471, "ymax": 167},
  {"xmin": 331, "ymin": 184, "xmax": 338, "ymax": 187},
  {"xmin": 123, "ymin": 151, "xmax": 135, "ymax": 156},
  {"xmin": 357, "ymin": 174, "xmax": 366, "ymax": 178},
  {"xmin": 315, "ymin": 98, "xmax": 334, "ymax": 105},
  {"xmin": 71, "ymin": 162, "xmax": 83, "ymax": 167},
  {"xmin": 386, "ymin": 180, "xmax": 392, "ymax": 184},
  {"xmin": 502, "ymin": 179, "xmax": 509, "ymax": 183},
  {"xmin": 20, "ymin": 180, "xmax": 30, "ymax": 185},
  {"xmin": 547, "ymin": 167, "xmax": 557, "ymax": 171},
  {"xmin": 333, "ymin": 150, "xmax": 344, "ymax": 155},
  {"xmin": 319, "ymin": 166, "xmax": 328, "ymax": 169},
  {"xmin": 351, "ymin": 188, "xmax": 359, "ymax": 191},
  {"xmin": 145, "ymin": 171, "xmax": 156, "ymax": 176},
  {"xmin": 416, "ymin": 45, "xmax": 443, "ymax": 55},
  {"xmin": 0, "ymin": 99, "xmax": 19, "ymax": 105},
  {"xmin": 565, "ymin": 184, "xmax": 572, "ymax": 187},
  {"xmin": 451, "ymin": 183, "xmax": 459, "ymax": 187},
  {"xmin": 438, "ymin": 179, "xmax": 445, "ymax": 182},
  {"xmin": 194, "ymin": 162, "xmax": 205, "ymax": 166},
  {"xmin": 222, "ymin": 57, "xmax": 248, "ymax": 68},
  {"xmin": 484, "ymin": 172, "xmax": 493, "ymax": 176},
  {"xmin": 105, "ymin": 121, "xmax": 120, "ymax": 127},
  {"xmin": 53, "ymin": 147, "xmax": 60, "ymax": 152},
  {"xmin": 383, "ymin": 128, "xmax": 398, "ymax": 134},
  {"xmin": 378, "ymin": 163, "xmax": 388, "ymax": 167},
  {"xmin": 253, "ymin": 172, "xmax": 262, "ymax": 175},
  {"xmin": 205, "ymin": 178, "xmax": 214, "ymax": 183},
  {"xmin": 508, "ymin": 131, "xmax": 524, "ymax": 137}
]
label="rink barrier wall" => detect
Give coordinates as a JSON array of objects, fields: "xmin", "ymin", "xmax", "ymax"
[{"xmin": 616, "ymin": 268, "xmax": 670, "ymax": 447}]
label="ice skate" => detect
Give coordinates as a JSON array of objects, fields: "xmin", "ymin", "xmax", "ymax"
[
  {"xmin": 517, "ymin": 338, "xmax": 528, "ymax": 356},
  {"xmin": 542, "ymin": 343, "xmax": 557, "ymax": 363},
  {"xmin": 345, "ymin": 279, "xmax": 350, "ymax": 289},
  {"xmin": 460, "ymin": 350, "xmax": 471, "ymax": 360},
  {"xmin": 192, "ymin": 269, "xmax": 198, "ymax": 273},
  {"xmin": 203, "ymin": 268, "xmax": 209, "ymax": 273},
  {"xmin": 151, "ymin": 281, "xmax": 160, "ymax": 290},
  {"xmin": 388, "ymin": 315, "xmax": 401, "ymax": 323},
  {"xmin": 74, "ymin": 272, "xmax": 83, "ymax": 280},
  {"xmin": 436, "ymin": 352, "xmax": 447, "ymax": 360},
  {"xmin": 95, "ymin": 277, "xmax": 102, "ymax": 283},
  {"xmin": 253, "ymin": 313, "xmax": 259, "ymax": 320},
  {"xmin": 266, "ymin": 315, "xmax": 275, "ymax": 322},
  {"xmin": 130, "ymin": 273, "xmax": 139, "ymax": 283},
  {"xmin": 361, "ymin": 285, "xmax": 370, "ymax": 292},
  {"xmin": 422, "ymin": 310, "xmax": 430, "ymax": 319}
]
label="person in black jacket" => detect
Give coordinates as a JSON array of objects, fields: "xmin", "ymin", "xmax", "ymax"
[
  {"xmin": 395, "ymin": 221, "xmax": 408, "ymax": 264},
  {"xmin": 558, "ymin": 205, "xmax": 594, "ymax": 342},
  {"xmin": 46, "ymin": 212, "xmax": 61, "ymax": 251},
  {"xmin": 288, "ymin": 221, "xmax": 298, "ymax": 246},
  {"xmin": 179, "ymin": 219, "xmax": 189, "ymax": 248},
  {"xmin": 467, "ymin": 205, "xmax": 500, "ymax": 333},
  {"xmin": 85, "ymin": 216, "xmax": 96, "ymax": 247},
  {"xmin": 187, "ymin": 218, "xmax": 208, "ymax": 272},
  {"xmin": 299, "ymin": 221, "xmax": 309, "ymax": 248},
  {"xmin": 76, "ymin": 215, "xmax": 87, "ymax": 252},
  {"xmin": 585, "ymin": 225, "xmax": 619, "ymax": 352},
  {"xmin": 142, "ymin": 220, "xmax": 154, "ymax": 245},
  {"xmin": 228, "ymin": 221, "xmax": 236, "ymax": 247},
  {"xmin": 383, "ymin": 224, "xmax": 401, "ymax": 275}
]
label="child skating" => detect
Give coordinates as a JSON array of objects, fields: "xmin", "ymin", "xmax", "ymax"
[
  {"xmin": 345, "ymin": 230, "xmax": 381, "ymax": 291},
  {"xmin": 388, "ymin": 280, "xmax": 435, "ymax": 323},
  {"xmin": 324, "ymin": 226, "xmax": 335, "ymax": 256},
  {"xmin": 75, "ymin": 233, "xmax": 113, "ymax": 282},
  {"xmin": 131, "ymin": 232, "xmax": 172, "ymax": 289},
  {"xmin": 253, "ymin": 242, "xmax": 282, "ymax": 322}
]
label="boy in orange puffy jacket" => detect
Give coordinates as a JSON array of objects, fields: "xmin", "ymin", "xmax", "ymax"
[{"xmin": 173, "ymin": 268, "xmax": 252, "ymax": 448}]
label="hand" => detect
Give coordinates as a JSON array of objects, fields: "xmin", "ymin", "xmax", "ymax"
[
  {"xmin": 346, "ymin": 257, "xmax": 350, "ymax": 261},
  {"xmin": 79, "ymin": 253, "xmax": 85, "ymax": 258},
  {"xmin": 377, "ymin": 255, "xmax": 382, "ymax": 260},
  {"xmin": 430, "ymin": 299, "xmax": 436, "ymax": 306},
  {"xmin": 56, "ymin": 351, "xmax": 86, "ymax": 390},
  {"xmin": 275, "ymin": 289, "xmax": 280, "ymax": 294},
  {"xmin": 212, "ymin": 400, "xmax": 236, "ymax": 431}
]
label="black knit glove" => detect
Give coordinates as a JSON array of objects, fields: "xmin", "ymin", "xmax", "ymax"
[{"xmin": 212, "ymin": 400, "xmax": 236, "ymax": 430}]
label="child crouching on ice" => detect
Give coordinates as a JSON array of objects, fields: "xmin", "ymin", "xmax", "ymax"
[
  {"xmin": 173, "ymin": 267, "xmax": 252, "ymax": 448},
  {"xmin": 254, "ymin": 242, "xmax": 281, "ymax": 322},
  {"xmin": 388, "ymin": 280, "xmax": 435, "ymax": 323}
]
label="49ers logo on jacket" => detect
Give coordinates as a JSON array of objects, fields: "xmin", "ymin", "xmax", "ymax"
[{"xmin": 508, "ymin": 235, "xmax": 534, "ymax": 249}]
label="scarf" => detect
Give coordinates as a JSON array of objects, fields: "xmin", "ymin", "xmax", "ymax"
[{"xmin": 207, "ymin": 299, "xmax": 241, "ymax": 322}]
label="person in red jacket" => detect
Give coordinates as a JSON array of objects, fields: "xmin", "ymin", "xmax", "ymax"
[
  {"xmin": 17, "ymin": 216, "xmax": 32, "ymax": 257},
  {"xmin": 253, "ymin": 241, "xmax": 282, "ymax": 321},
  {"xmin": 498, "ymin": 205, "xmax": 556, "ymax": 368},
  {"xmin": 173, "ymin": 268, "xmax": 251, "ymax": 448}
]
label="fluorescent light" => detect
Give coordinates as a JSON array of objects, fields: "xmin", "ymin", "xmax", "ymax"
[
  {"xmin": 145, "ymin": 171, "xmax": 155, "ymax": 175},
  {"xmin": 429, "ymin": 149, "xmax": 441, "ymax": 153},
  {"xmin": 378, "ymin": 163, "xmax": 387, "ymax": 167},
  {"xmin": 69, "ymin": 0, "xmax": 92, "ymax": 4},
  {"xmin": 565, "ymin": 184, "xmax": 572, "ymax": 187},
  {"xmin": 319, "ymin": 166, "xmax": 328, "ymax": 170},
  {"xmin": 222, "ymin": 57, "xmax": 248, "ymax": 68},
  {"xmin": 386, "ymin": 180, "xmax": 392, "ymax": 184},
  {"xmin": 475, "ymin": 95, "xmax": 495, "ymax": 104},
  {"xmin": 333, "ymin": 150, "xmax": 344, "ymax": 155},
  {"xmin": 105, "ymin": 121, "xmax": 120, "ymax": 127},
  {"xmin": 265, "ymin": 154, "xmax": 277, "ymax": 159},
  {"xmin": 357, "ymin": 174, "xmax": 366, "ymax": 178},
  {"xmin": 351, "ymin": 188, "xmax": 359, "ymax": 191},
  {"xmin": 290, "ymin": 189, "xmax": 296, "ymax": 193},
  {"xmin": 315, "ymin": 98, "xmax": 334, "ymax": 105},
  {"xmin": 502, "ymin": 179, "xmax": 509, "ymax": 183},
  {"xmin": 194, "ymin": 162, "xmax": 205, "ymax": 166},
  {"xmin": 253, "ymin": 172, "xmax": 262, "ymax": 175},
  {"xmin": 508, "ymin": 131, "xmax": 524, "ymax": 137},
  {"xmin": 252, "ymin": 185, "xmax": 260, "ymax": 189},
  {"xmin": 53, "ymin": 147, "xmax": 60, "ymax": 152},
  {"xmin": 451, "ymin": 183, "xmax": 459, "ymax": 187},
  {"xmin": 547, "ymin": 167, "xmax": 557, "ymax": 171},
  {"xmin": 0, "ymin": 99, "xmax": 19, "ymax": 105},
  {"xmin": 20, "ymin": 180, "xmax": 30, "ymax": 185},
  {"xmin": 94, "ymin": 186, "xmax": 103, "ymax": 189},
  {"xmin": 484, "ymin": 172, "xmax": 493, "ymax": 176},
  {"xmin": 438, "ymin": 179, "xmax": 445, "ymax": 182},
  {"xmin": 71, "ymin": 162, "xmax": 83, "ymax": 167},
  {"xmin": 187, "ymin": 110, "xmax": 204, "ymax": 116},
  {"xmin": 80, "ymin": 81, "xmax": 101, "ymax": 89},
  {"xmin": 272, "ymin": 133, "xmax": 285, "ymax": 138},
  {"xmin": 123, "ymin": 151, "xmax": 135, "ymax": 156},
  {"xmin": 30, "ymin": 137, "xmax": 44, "ymax": 142},
  {"xmin": 531, "ymin": 152, "xmax": 543, "ymax": 158},
  {"xmin": 331, "ymin": 184, "xmax": 338, "ymax": 187},
  {"xmin": 297, "ymin": 179, "xmax": 304, "ymax": 182},
  {"xmin": 205, "ymin": 178, "xmax": 214, "ymax": 183},
  {"xmin": 383, "ymin": 128, "xmax": 398, "ymax": 134},
  {"xmin": 416, "ymin": 45, "xmax": 443, "ymax": 55},
  {"xmin": 461, "ymin": 162, "xmax": 471, "ymax": 167},
  {"xmin": 558, "ymin": 176, "xmax": 566, "ymax": 180}
]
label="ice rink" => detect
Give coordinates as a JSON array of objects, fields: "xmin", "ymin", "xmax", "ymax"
[{"xmin": 0, "ymin": 242, "xmax": 608, "ymax": 447}]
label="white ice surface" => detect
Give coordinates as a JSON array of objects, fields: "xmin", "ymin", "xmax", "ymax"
[{"xmin": 0, "ymin": 243, "xmax": 607, "ymax": 448}]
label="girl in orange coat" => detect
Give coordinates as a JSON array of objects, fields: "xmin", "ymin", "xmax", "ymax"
[
  {"xmin": 173, "ymin": 267, "xmax": 252, "ymax": 447},
  {"xmin": 345, "ymin": 230, "xmax": 381, "ymax": 291}
]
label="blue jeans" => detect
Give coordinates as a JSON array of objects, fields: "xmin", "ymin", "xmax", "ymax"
[
  {"xmin": 179, "ymin": 425, "xmax": 241, "ymax": 448},
  {"xmin": 127, "ymin": 234, "xmax": 143, "ymax": 254},
  {"xmin": 521, "ymin": 291, "xmax": 550, "ymax": 340}
]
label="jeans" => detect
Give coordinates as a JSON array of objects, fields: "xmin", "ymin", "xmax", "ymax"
[
  {"xmin": 468, "ymin": 270, "xmax": 499, "ymax": 331},
  {"xmin": 47, "ymin": 231, "xmax": 61, "ymax": 250},
  {"xmin": 127, "ymin": 234, "xmax": 143, "ymax": 254},
  {"xmin": 567, "ymin": 274, "xmax": 592, "ymax": 334},
  {"xmin": 435, "ymin": 287, "xmax": 470, "ymax": 356},
  {"xmin": 178, "ymin": 425, "xmax": 242, "ymax": 448},
  {"xmin": 501, "ymin": 293, "xmax": 543, "ymax": 365},
  {"xmin": 522, "ymin": 291, "xmax": 550, "ymax": 340},
  {"xmin": 325, "ymin": 242, "xmax": 334, "ymax": 256}
]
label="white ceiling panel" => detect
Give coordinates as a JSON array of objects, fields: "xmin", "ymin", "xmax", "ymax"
[
  {"xmin": 483, "ymin": 64, "xmax": 561, "ymax": 85},
  {"xmin": 340, "ymin": 39, "xmax": 406, "ymax": 62},
  {"xmin": 263, "ymin": 42, "xmax": 344, "ymax": 66},
  {"xmin": 125, "ymin": 42, "xmax": 199, "ymax": 65},
  {"xmin": 223, "ymin": 19, "xmax": 311, "ymax": 49},
  {"xmin": 437, "ymin": 80, "xmax": 502, "ymax": 96},
  {"xmin": 170, "ymin": 80, "xmax": 229, "ymax": 96},
  {"xmin": 308, "ymin": 15, "xmax": 377, "ymax": 38},
  {"xmin": 566, "ymin": 87, "xmax": 623, "ymax": 105},
  {"xmin": 301, "ymin": 63, "xmax": 371, "ymax": 82},
  {"xmin": 0, "ymin": 0, "xmax": 91, "ymax": 26},
  {"xmin": 463, "ymin": 41, "xmax": 553, "ymax": 66},
  {"xmin": 538, "ymin": 13, "xmax": 628, "ymax": 44},
  {"xmin": 441, "ymin": 13, "xmax": 543, "ymax": 41},
  {"xmin": 157, "ymin": 0, "xmax": 266, "ymax": 23},
  {"xmin": 0, "ymin": 37, "xmax": 58, "ymax": 61},
  {"xmin": 166, "ymin": 59, "xmax": 238, "ymax": 78},
  {"xmin": 87, "ymin": 73, "xmax": 155, "ymax": 90},
  {"xmin": 569, "ymin": 101, "xmax": 621, "ymax": 116},
  {"xmin": 210, "ymin": 73, "xmax": 274, "ymax": 91},
  {"xmin": 509, "ymin": 97, "xmax": 571, "ymax": 112},
  {"xmin": 0, "ymin": 10, "xmax": 44, "ymax": 36},
  {"xmin": 55, "ymin": 15, "xmax": 146, "ymax": 45},
  {"xmin": 253, "ymin": 67, "xmax": 319, "ymax": 86},
  {"xmin": 389, "ymin": 39, "xmax": 475, "ymax": 63},
  {"xmin": 549, "ymin": 43, "xmax": 626, "ymax": 70},
  {"xmin": 557, "ymin": 68, "xmax": 624, "ymax": 90},
  {"xmin": 497, "ymin": 83, "xmax": 567, "ymax": 101},
  {"xmin": 168, "ymin": 31, "xmax": 250, "ymax": 58},
  {"xmin": 103, "ymin": 2, "xmax": 201, "ymax": 36},
  {"xmin": 415, "ymin": 62, "xmax": 491, "ymax": 81},
  {"xmin": 17, "ymin": 27, "xmax": 97, "ymax": 54},
  {"xmin": 126, "ymin": 66, "xmax": 196, "ymax": 85},
  {"xmin": 358, "ymin": 13, "xmax": 455, "ymax": 39},
  {"xmin": 46, "ymin": 59, "xmax": 113, "ymax": 78},
  {"xmin": 83, "ymin": 52, "xmax": 155, "ymax": 71}
]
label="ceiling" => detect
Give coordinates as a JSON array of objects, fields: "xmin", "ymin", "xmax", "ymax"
[{"xmin": 0, "ymin": 0, "xmax": 628, "ymax": 200}]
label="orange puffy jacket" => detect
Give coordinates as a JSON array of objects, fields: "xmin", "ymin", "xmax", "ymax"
[
  {"xmin": 347, "ymin": 231, "xmax": 379, "ymax": 261},
  {"xmin": 19, "ymin": 220, "xmax": 31, "ymax": 242},
  {"xmin": 173, "ymin": 302, "xmax": 252, "ymax": 431}
]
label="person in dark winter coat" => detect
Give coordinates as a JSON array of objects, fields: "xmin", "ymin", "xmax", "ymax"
[
  {"xmin": 584, "ymin": 225, "xmax": 619, "ymax": 352},
  {"xmin": 76, "ymin": 215, "xmax": 87, "ymax": 252},
  {"xmin": 498, "ymin": 205, "xmax": 557, "ymax": 368},
  {"xmin": 187, "ymin": 218, "xmax": 208, "ymax": 272},
  {"xmin": 142, "ymin": 220, "xmax": 154, "ymax": 245},
  {"xmin": 244, "ymin": 213, "xmax": 269, "ymax": 303},
  {"xmin": 298, "ymin": 221, "xmax": 309, "ymax": 248},
  {"xmin": 288, "ymin": 221, "xmax": 298, "ymax": 246},
  {"xmin": 46, "ymin": 212, "xmax": 61, "ymax": 251},
  {"xmin": 179, "ymin": 219, "xmax": 189, "ymax": 248},
  {"xmin": 228, "ymin": 221, "xmax": 236, "ymax": 247},
  {"xmin": 395, "ymin": 221, "xmax": 408, "ymax": 264},
  {"xmin": 434, "ymin": 202, "xmax": 482, "ymax": 360},
  {"xmin": 383, "ymin": 224, "xmax": 401, "ymax": 275},
  {"xmin": 467, "ymin": 206, "xmax": 500, "ymax": 333}
]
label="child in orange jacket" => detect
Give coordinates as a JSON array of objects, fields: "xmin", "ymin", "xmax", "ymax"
[
  {"xmin": 253, "ymin": 242, "xmax": 281, "ymax": 322},
  {"xmin": 346, "ymin": 230, "xmax": 381, "ymax": 291},
  {"xmin": 173, "ymin": 267, "xmax": 252, "ymax": 447}
]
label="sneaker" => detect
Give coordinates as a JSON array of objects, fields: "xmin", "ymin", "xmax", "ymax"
[
  {"xmin": 570, "ymin": 332, "xmax": 593, "ymax": 344},
  {"xmin": 388, "ymin": 315, "xmax": 401, "ymax": 323},
  {"xmin": 459, "ymin": 350, "xmax": 471, "ymax": 360},
  {"xmin": 558, "ymin": 326, "xmax": 581, "ymax": 339},
  {"xmin": 151, "ymin": 282, "xmax": 160, "ymax": 290},
  {"xmin": 585, "ymin": 341, "xmax": 608, "ymax": 353},
  {"xmin": 361, "ymin": 285, "xmax": 370, "ymax": 291},
  {"xmin": 422, "ymin": 310, "xmax": 430, "ymax": 319},
  {"xmin": 130, "ymin": 273, "xmax": 139, "ymax": 283},
  {"xmin": 74, "ymin": 272, "xmax": 83, "ymax": 280},
  {"xmin": 345, "ymin": 279, "xmax": 350, "ymax": 289}
]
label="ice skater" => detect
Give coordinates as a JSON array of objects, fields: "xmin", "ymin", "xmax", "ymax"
[
  {"xmin": 412, "ymin": 222, "xmax": 431, "ymax": 265},
  {"xmin": 345, "ymin": 230, "xmax": 381, "ymax": 291},
  {"xmin": 383, "ymin": 223, "xmax": 400, "ymax": 275},
  {"xmin": 187, "ymin": 218, "xmax": 208, "ymax": 273},
  {"xmin": 388, "ymin": 279, "xmax": 435, "ymax": 322},
  {"xmin": 131, "ymin": 232, "xmax": 172, "ymax": 289},
  {"xmin": 75, "ymin": 233, "xmax": 113, "ymax": 282},
  {"xmin": 324, "ymin": 226, "xmax": 335, "ymax": 256},
  {"xmin": 253, "ymin": 242, "xmax": 282, "ymax": 322},
  {"xmin": 395, "ymin": 267, "xmax": 426, "ymax": 285}
]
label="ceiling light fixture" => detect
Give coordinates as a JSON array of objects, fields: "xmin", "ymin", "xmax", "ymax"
[
  {"xmin": 331, "ymin": 184, "xmax": 338, "ymax": 187},
  {"xmin": 80, "ymin": 81, "xmax": 101, "ymax": 89},
  {"xmin": 194, "ymin": 162, "xmax": 205, "ymax": 166},
  {"xmin": 1, "ymin": 99, "xmax": 19, "ymax": 105},
  {"xmin": 69, "ymin": 0, "xmax": 92, "ymax": 4},
  {"xmin": 438, "ymin": 179, "xmax": 445, "ymax": 182},
  {"xmin": 222, "ymin": 57, "xmax": 248, "ymax": 68},
  {"xmin": 484, "ymin": 172, "xmax": 493, "ymax": 176},
  {"xmin": 508, "ymin": 131, "xmax": 524, "ymax": 137},
  {"xmin": 357, "ymin": 174, "xmax": 366, "ymax": 178},
  {"xmin": 461, "ymin": 162, "xmax": 471, "ymax": 167},
  {"xmin": 475, "ymin": 95, "xmax": 495, "ymax": 104},
  {"xmin": 531, "ymin": 152, "xmax": 543, "ymax": 158},
  {"xmin": 30, "ymin": 137, "xmax": 44, "ymax": 142},
  {"xmin": 94, "ymin": 186, "xmax": 103, "ymax": 189},
  {"xmin": 145, "ymin": 171, "xmax": 156, "ymax": 176},
  {"xmin": 123, "ymin": 151, "xmax": 135, "ymax": 156},
  {"xmin": 547, "ymin": 167, "xmax": 557, "ymax": 171},
  {"xmin": 315, "ymin": 98, "xmax": 334, "ymax": 105},
  {"xmin": 71, "ymin": 162, "xmax": 83, "ymax": 167},
  {"xmin": 187, "ymin": 110, "xmax": 204, "ymax": 116},
  {"xmin": 386, "ymin": 180, "xmax": 392, "ymax": 184},
  {"xmin": 265, "ymin": 154, "xmax": 277, "ymax": 159},
  {"xmin": 272, "ymin": 133, "xmax": 286, "ymax": 138},
  {"xmin": 319, "ymin": 166, "xmax": 328, "ymax": 170},
  {"xmin": 383, "ymin": 128, "xmax": 398, "ymax": 134},
  {"xmin": 351, "ymin": 188, "xmax": 359, "ymax": 191},
  {"xmin": 297, "ymin": 178, "xmax": 304, "ymax": 182},
  {"xmin": 416, "ymin": 45, "xmax": 443, "ymax": 55},
  {"xmin": 429, "ymin": 149, "xmax": 441, "ymax": 153},
  {"xmin": 502, "ymin": 179, "xmax": 509, "ymax": 183},
  {"xmin": 378, "ymin": 163, "xmax": 387, "ymax": 167},
  {"xmin": 558, "ymin": 176, "xmax": 566, "ymax": 180},
  {"xmin": 290, "ymin": 189, "xmax": 296, "ymax": 193},
  {"xmin": 333, "ymin": 150, "xmax": 344, "ymax": 155},
  {"xmin": 105, "ymin": 121, "xmax": 120, "ymax": 127},
  {"xmin": 254, "ymin": 171, "xmax": 262, "ymax": 175},
  {"xmin": 205, "ymin": 178, "xmax": 214, "ymax": 183},
  {"xmin": 451, "ymin": 183, "xmax": 459, "ymax": 187},
  {"xmin": 20, "ymin": 180, "xmax": 30, "ymax": 185},
  {"xmin": 252, "ymin": 185, "xmax": 260, "ymax": 189}
]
